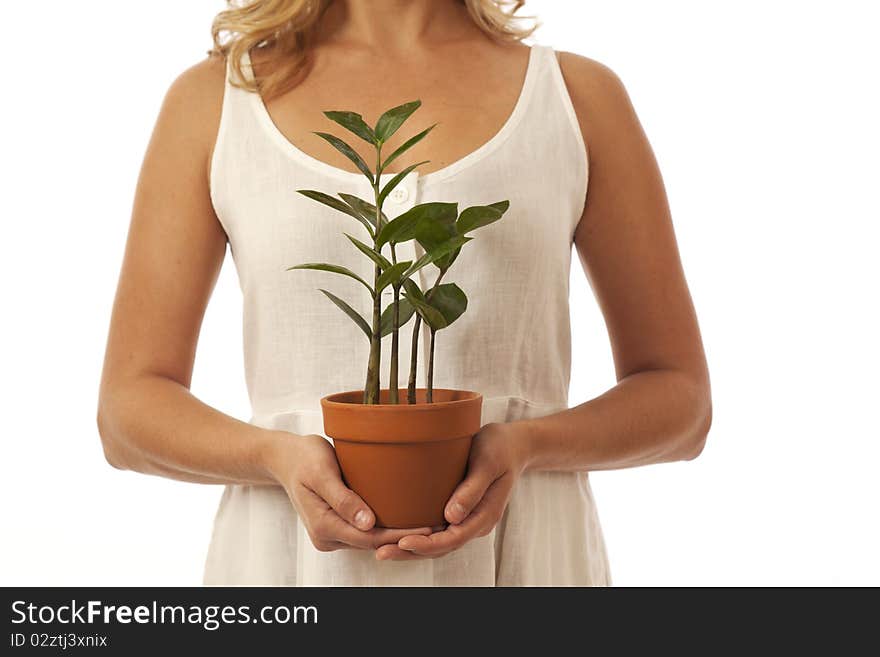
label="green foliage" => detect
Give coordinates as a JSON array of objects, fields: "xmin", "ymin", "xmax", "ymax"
[
  {"xmin": 403, "ymin": 235, "xmax": 471, "ymax": 279},
  {"xmin": 339, "ymin": 193, "xmax": 387, "ymax": 231},
  {"xmin": 374, "ymin": 101, "xmax": 422, "ymax": 144},
  {"xmin": 286, "ymin": 262, "xmax": 374, "ymax": 296},
  {"xmin": 313, "ymin": 132, "xmax": 374, "ymax": 182},
  {"xmin": 404, "ymin": 291, "xmax": 448, "ymax": 330},
  {"xmin": 323, "ymin": 111, "xmax": 376, "ymax": 144},
  {"xmin": 456, "ymin": 201, "xmax": 509, "ymax": 234},
  {"xmin": 376, "ymin": 202, "xmax": 458, "ymax": 249},
  {"xmin": 402, "ymin": 281, "xmax": 466, "ymax": 331},
  {"xmin": 427, "ymin": 283, "xmax": 468, "ymax": 327},
  {"xmin": 378, "ymin": 161, "xmax": 429, "ymax": 207},
  {"xmin": 345, "ymin": 233, "xmax": 391, "ymax": 270},
  {"xmin": 319, "ymin": 289, "xmax": 371, "ymax": 338},
  {"xmin": 381, "ymin": 125, "xmax": 436, "ymax": 172},
  {"xmin": 296, "ymin": 190, "xmax": 374, "ymax": 235},
  {"xmin": 403, "ymin": 278, "xmax": 425, "ymax": 302},
  {"xmin": 380, "ymin": 296, "xmax": 415, "ymax": 337},
  {"xmin": 413, "ymin": 208, "xmax": 459, "ymax": 272},
  {"xmin": 376, "ymin": 261, "xmax": 413, "ymax": 292},
  {"xmin": 289, "ymin": 99, "xmax": 510, "ymax": 403}
]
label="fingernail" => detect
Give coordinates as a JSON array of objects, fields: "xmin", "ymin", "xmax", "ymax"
[
  {"xmin": 354, "ymin": 510, "xmax": 371, "ymax": 529},
  {"xmin": 447, "ymin": 502, "xmax": 466, "ymax": 522}
]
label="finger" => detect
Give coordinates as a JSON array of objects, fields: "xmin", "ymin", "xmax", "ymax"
[
  {"xmin": 375, "ymin": 544, "xmax": 425, "ymax": 561},
  {"xmin": 397, "ymin": 520, "xmax": 474, "ymax": 557},
  {"xmin": 445, "ymin": 461, "xmax": 499, "ymax": 525},
  {"xmin": 402, "ymin": 475, "xmax": 511, "ymax": 556},
  {"xmin": 311, "ymin": 476, "xmax": 375, "ymax": 531},
  {"xmin": 313, "ymin": 539, "xmax": 348, "ymax": 553},
  {"xmin": 374, "ymin": 527, "xmax": 444, "ymax": 560},
  {"xmin": 325, "ymin": 514, "xmax": 434, "ymax": 550},
  {"xmin": 369, "ymin": 526, "xmax": 435, "ymax": 546}
]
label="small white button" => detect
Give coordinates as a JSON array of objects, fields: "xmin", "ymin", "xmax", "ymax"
[{"xmin": 390, "ymin": 187, "xmax": 409, "ymax": 203}]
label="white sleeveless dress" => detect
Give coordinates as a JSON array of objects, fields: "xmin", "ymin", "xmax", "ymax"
[{"xmin": 204, "ymin": 44, "xmax": 612, "ymax": 586}]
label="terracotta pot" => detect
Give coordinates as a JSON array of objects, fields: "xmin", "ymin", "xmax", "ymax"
[{"xmin": 321, "ymin": 388, "xmax": 482, "ymax": 528}]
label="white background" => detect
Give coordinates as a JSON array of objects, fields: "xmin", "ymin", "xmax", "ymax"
[{"xmin": 1, "ymin": 1, "xmax": 877, "ymax": 586}]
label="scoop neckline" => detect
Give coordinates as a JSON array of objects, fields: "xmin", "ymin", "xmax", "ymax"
[{"xmin": 241, "ymin": 45, "xmax": 542, "ymax": 186}]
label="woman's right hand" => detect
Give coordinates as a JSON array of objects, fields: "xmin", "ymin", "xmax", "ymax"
[{"xmin": 264, "ymin": 431, "xmax": 433, "ymax": 553}]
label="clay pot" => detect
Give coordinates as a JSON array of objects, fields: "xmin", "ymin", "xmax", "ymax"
[{"xmin": 321, "ymin": 388, "xmax": 482, "ymax": 528}]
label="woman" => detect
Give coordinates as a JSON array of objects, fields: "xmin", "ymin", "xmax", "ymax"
[{"xmin": 97, "ymin": 0, "xmax": 711, "ymax": 586}]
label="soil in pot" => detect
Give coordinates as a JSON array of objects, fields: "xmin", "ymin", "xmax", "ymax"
[{"xmin": 321, "ymin": 388, "xmax": 482, "ymax": 528}]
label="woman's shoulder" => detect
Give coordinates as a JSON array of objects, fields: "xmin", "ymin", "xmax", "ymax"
[
  {"xmin": 153, "ymin": 53, "xmax": 228, "ymax": 171},
  {"xmin": 554, "ymin": 50, "xmax": 640, "ymax": 146},
  {"xmin": 556, "ymin": 51, "xmax": 623, "ymax": 89},
  {"xmin": 163, "ymin": 52, "xmax": 227, "ymax": 120}
]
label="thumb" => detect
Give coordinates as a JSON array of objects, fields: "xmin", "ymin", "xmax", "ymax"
[
  {"xmin": 315, "ymin": 475, "xmax": 375, "ymax": 531},
  {"xmin": 445, "ymin": 463, "xmax": 496, "ymax": 525}
]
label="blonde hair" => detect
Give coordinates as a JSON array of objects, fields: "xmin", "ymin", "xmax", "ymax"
[{"xmin": 210, "ymin": 0, "xmax": 537, "ymax": 100}]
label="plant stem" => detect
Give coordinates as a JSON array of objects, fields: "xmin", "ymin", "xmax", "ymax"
[
  {"xmin": 426, "ymin": 327, "xmax": 436, "ymax": 403},
  {"xmin": 363, "ymin": 263, "xmax": 382, "ymax": 404},
  {"xmin": 406, "ymin": 269, "xmax": 446, "ymax": 404},
  {"xmin": 364, "ymin": 145, "xmax": 384, "ymax": 404},
  {"xmin": 387, "ymin": 234, "xmax": 400, "ymax": 403},
  {"xmin": 389, "ymin": 285, "xmax": 400, "ymax": 403},
  {"xmin": 407, "ymin": 315, "xmax": 421, "ymax": 404}
]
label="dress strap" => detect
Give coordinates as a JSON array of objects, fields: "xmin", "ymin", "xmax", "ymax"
[{"xmin": 238, "ymin": 48, "xmax": 257, "ymax": 84}]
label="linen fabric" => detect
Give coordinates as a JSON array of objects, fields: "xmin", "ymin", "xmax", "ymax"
[{"xmin": 203, "ymin": 44, "xmax": 611, "ymax": 586}]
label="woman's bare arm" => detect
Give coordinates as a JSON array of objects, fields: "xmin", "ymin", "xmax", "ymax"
[
  {"xmin": 516, "ymin": 53, "xmax": 712, "ymax": 472},
  {"xmin": 96, "ymin": 54, "xmax": 431, "ymax": 549},
  {"xmin": 384, "ymin": 53, "xmax": 712, "ymax": 560},
  {"xmin": 96, "ymin": 54, "xmax": 280, "ymax": 485}
]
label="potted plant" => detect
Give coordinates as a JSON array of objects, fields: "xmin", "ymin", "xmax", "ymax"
[{"xmin": 288, "ymin": 101, "xmax": 509, "ymax": 528}]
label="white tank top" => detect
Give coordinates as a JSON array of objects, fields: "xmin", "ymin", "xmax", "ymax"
[{"xmin": 204, "ymin": 44, "xmax": 611, "ymax": 585}]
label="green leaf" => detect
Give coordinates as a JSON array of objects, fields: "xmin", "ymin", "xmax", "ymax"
[
  {"xmin": 338, "ymin": 193, "xmax": 388, "ymax": 230},
  {"xmin": 376, "ymin": 202, "xmax": 458, "ymax": 249},
  {"xmin": 344, "ymin": 233, "xmax": 391, "ymax": 270},
  {"xmin": 404, "ymin": 235, "xmax": 472, "ymax": 278},
  {"xmin": 456, "ymin": 201, "xmax": 509, "ymax": 235},
  {"xmin": 416, "ymin": 240, "xmax": 460, "ymax": 273},
  {"xmin": 404, "ymin": 292, "xmax": 448, "ymax": 331},
  {"xmin": 379, "ymin": 296, "xmax": 416, "ymax": 337},
  {"xmin": 403, "ymin": 278, "xmax": 426, "ymax": 303},
  {"xmin": 313, "ymin": 132, "xmax": 374, "ymax": 182},
  {"xmin": 427, "ymin": 283, "xmax": 468, "ymax": 328},
  {"xmin": 287, "ymin": 262, "xmax": 374, "ymax": 295},
  {"xmin": 413, "ymin": 209, "xmax": 459, "ymax": 272},
  {"xmin": 436, "ymin": 248, "xmax": 462, "ymax": 272},
  {"xmin": 323, "ymin": 111, "xmax": 376, "ymax": 144},
  {"xmin": 318, "ymin": 289, "xmax": 371, "ymax": 339},
  {"xmin": 297, "ymin": 190, "xmax": 374, "ymax": 235},
  {"xmin": 418, "ymin": 206, "xmax": 458, "ymax": 236},
  {"xmin": 376, "ymin": 261, "xmax": 412, "ymax": 292},
  {"xmin": 374, "ymin": 100, "xmax": 421, "ymax": 143},
  {"xmin": 442, "ymin": 250, "xmax": 462, "ymax": 271},
  {"xmin": 377, "ymin": 161, "xmax": 429, "ymax": 207},
  {"xmin": 381, "ymin": 124, "xmax": 436, "ymax": 172}
]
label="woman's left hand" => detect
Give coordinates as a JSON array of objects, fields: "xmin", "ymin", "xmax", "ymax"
[{"xmin": 375, "ymin": 421, "xmax": 531, "ymax": 561}]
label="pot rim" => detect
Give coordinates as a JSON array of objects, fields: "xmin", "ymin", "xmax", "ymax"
[{"xmin": 321, "ymin": 388, "xmax": 482, "ymax": 412}]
